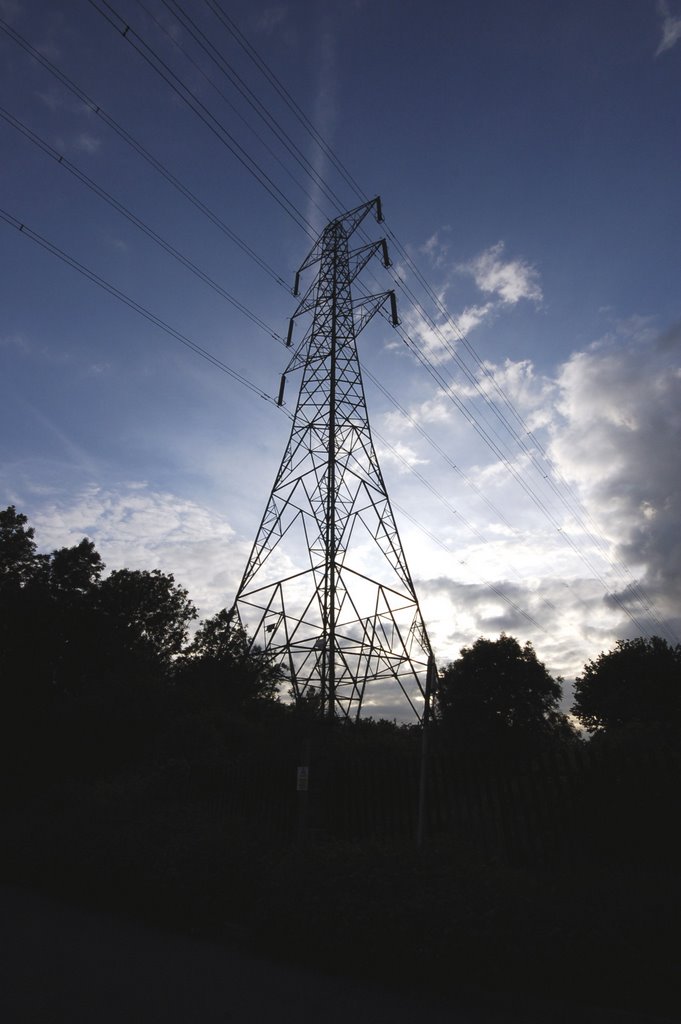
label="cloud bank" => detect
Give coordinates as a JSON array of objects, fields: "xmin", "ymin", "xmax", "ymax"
[
  {"xmin": 550, "ymin": 325, "xmax": 681, "ymax": 632},
  {"xmin": 31, "ymin": 484, "xmax": 248, "ymax": 619}
]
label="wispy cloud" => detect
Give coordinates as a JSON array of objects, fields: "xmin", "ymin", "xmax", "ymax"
[
  {"xmin": 455, "ymin": 302, "xmax": 495, "ymax": 335},
  {"xmin": 1, "ymin": 332, "xmax": 71, "ymax": 364},
  {"xmin": 410, "ymin": 237, "xmax": 543, "ymax": 344},
  {"xmin": 419, "ymin": 229, "xmax": 451, "ymax": 268},
  {"xmin": 304, "ymin": 14, "xmax": 337, "ymax": 233},
  {"xmin": 74, "ymin": 132, "xmax": 102, "ymax": 155},
  {"xmin": 256, "ymin": 6, "xmax": 288, "ymax": 33},
  {"xmin": 377, "ymin": 440, "xmax": 428, "ymax": 473},
  {"xmin": 86, "ymin": 362, "xmax": 111, "ymax": 377},
  {"xmin": 400, "ymin": 306, "xmax": 462, "ymax": 362},
  {"xmin": 35, "ymin": 90, "xmax": 89, "ymax": 115},
  {"xmin": 459, "ymin": 241, "xmax": 543, "ymax": 306},
  {"xmin": 0, "ymin": 333, "xmax": 30, "ymax": 354},
  {"xmin": 655, "ymin": 0, "xmax": 681, "ymax": 55}
]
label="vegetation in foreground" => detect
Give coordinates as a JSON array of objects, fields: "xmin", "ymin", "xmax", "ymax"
[{"xmin": 1, "ymin": 506, "xmax": 679, "ymax": 1017}]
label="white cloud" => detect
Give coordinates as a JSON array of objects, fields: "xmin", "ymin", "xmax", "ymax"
[
  {"xmin": 31, "ymin": 484, "xmax": 249, "ymax": 619},
  {"xmin": 377, "ymin": 440, "xmax": 429, "ymax": 473},
  {"xmin": 408, "ymin": 235, "xmax": 542, "ymax": 343},
  {"xmin": 655, "ymin": 0, "xmax": 681, "ymax": 55},
  {"xmin": 444, "ymin": 356, "xmax": 555, "ymax": 426},
  {"xmin": 400, "ymin": 305, "xmax": 461, "ymax": 362},
  {"xmin": 458, "ymin": 241, "xmax": 543, "ymax": 306},
  {"xmin": 455, "ymin": 303, "xmax": 495, "ymax": 335}
]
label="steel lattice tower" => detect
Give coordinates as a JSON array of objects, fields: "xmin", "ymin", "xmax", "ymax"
[{"xmin": 230, "ymin": 198, "xmax": 434, "ymax": 720}]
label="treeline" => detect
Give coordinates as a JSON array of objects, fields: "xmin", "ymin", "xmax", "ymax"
[
  {"xmin": 2, "ymin": 504, "xmax": 679, "ymax": 793},
  {"xmin": 1, "ymin": 505, "xmax": 288, "ymax": 788}
]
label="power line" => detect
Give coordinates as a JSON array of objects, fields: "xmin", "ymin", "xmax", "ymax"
[
  {"xmin": 6, "ymin": 8, "xmax": 672, "ymax": 644},
  {"xmin": 0, "ymin": 106, "xmax": 281, "ymax": 340},
  {"xmin": 381, "ymin": 269, "xmax": 674, "ymax": 639},
  {"xmin": 0, "ymin": 15, "xmax": 289, "ymax": 290},
  {"xmin": 389, "ymin": 498, "xmax": 546, "ymax": 633},
  {"xmin": 203, "ymin": 0, "xmax": 369, "ymax": 204},
  {"xmin": 151, "ymin": 0, "xmax": 348, "ymax": 220},
  {"xmin": 87, "ymin": 0, "xmax": 318, "ymax": 236},
  {"xmin": 202, "ymin": 5, "xmax": 673, "ymax": 640},
  {"xmin": 0, "ymin": 207, "xmax": 284, "ymax": 410}
]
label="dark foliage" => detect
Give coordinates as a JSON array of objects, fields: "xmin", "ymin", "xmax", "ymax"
[
  {"xmin": 0, "ymin": 504, "xmax": 46, "ymax": 589},
  {"xmin": 0, "ymin": 508, "xmax": 280, "ymax": 784},
  {"xmin": 435, "ymin": 634, "xmax": 574, "ymax": 751},
  {"xmin": 178, "ymin": 609, "xmax": 282, "ymax": 705},
  {"xmin": 572, "ymin": 635, "xmax": 681, "ymax": 737},
  {"xmin": 96, "ymin": 567, "xmax": 197, "ymax": 667}
]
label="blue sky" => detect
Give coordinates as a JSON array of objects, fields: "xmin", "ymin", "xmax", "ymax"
[{"xmin": 1, "ymin": 0, "xmax": 680, "ymax": 717}]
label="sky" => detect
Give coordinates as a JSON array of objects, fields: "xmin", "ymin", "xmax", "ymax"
[{"xmin": 1, "ymin": 0, "xmax": 680, "ymax": 719}]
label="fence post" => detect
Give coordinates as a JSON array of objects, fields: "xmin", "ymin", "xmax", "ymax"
[
  {"xmin": 297, "ymin": 737, "xmax": 310, "ymax": 844},
  {"xmin": 416, "ymin": 656, "xmax": 437, "ymax": 849}
]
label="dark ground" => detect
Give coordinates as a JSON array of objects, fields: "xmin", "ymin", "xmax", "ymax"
[{"xmin": 1, "ymin": 884, "xmax": 676, "ymax": 1024}]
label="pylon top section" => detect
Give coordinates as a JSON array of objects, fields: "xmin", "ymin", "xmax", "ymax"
[
  {"xmin": 230, "ymin": 198, "xmax": 434, "ymax": 722},
  {"xmin": 293, "ymin": 196, "xmax": 383, "ymax": 296}
]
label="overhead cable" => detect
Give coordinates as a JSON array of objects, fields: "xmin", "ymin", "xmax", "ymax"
[
  {"xmin": 0, "ymin": 107, "xmax": 281, "ymax": 340},
  {"xmin": 0, "ymin": 16, "xmax": 288, "ymax": 290},
  {"xmin": 0, "ymin": 207, "xmax": 284, "ymax": 410},
  {"xmin": 87, "ymin": 0, "xmax": 317, "ymax": 237}
]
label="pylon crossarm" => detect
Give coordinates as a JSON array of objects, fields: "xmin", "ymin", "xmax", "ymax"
[
  {"xmin": 293, "ymin": 197, "xmax": 383, "ymax": 284},
  {"xmin": 348, "ymin": 239, "xmax": 389, "ymax": 283},
  {"xmin": 290, "ymin": 277, "xmax": 319, "ymax": 319},
  {"xmin": 239, "ymin": 563, "xmax": 326, "ymax": 601},
  {"xmin": 351, "ymin": 292, "xmax": 394, "ymax": 335}
]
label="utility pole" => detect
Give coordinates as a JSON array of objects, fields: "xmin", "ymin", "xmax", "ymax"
[{"xmin": 230, "ymin": 198, "xmax": 434, "ymax": 723}]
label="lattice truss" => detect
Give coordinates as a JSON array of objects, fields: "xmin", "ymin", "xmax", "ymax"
[{"xmin": 231, "ymin": 198, "xmax": 433, "ymax": 720}]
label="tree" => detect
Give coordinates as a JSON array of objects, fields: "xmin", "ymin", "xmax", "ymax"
[
  {"xmin": 436, "ymin": 634, "xmax": 568, "ymax": 751},
  {"xmin": 180, "ymin": 609, "xmax": 282, "ymax": 706},
  {"xmin": 48, "ymin": 538, "xmax": 104, "ymax": 594},
  {"xmin": 96, "ymin": 568, "xmax": 197, "ymax": 666},
  {"xmin": 572, "ymin": 636, "xmax": 681, "ymax": 735},
  {"xmin": 0, "ymin": 505, "xmax": 45, "ymax": 590}
]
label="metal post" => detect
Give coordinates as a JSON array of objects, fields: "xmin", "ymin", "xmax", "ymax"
[{"xmin": 416, "ymin": 656, "xmax": 436, "ymax": 848}]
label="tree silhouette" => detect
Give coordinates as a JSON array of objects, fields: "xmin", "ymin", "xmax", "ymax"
[
  {"xmin": 0, "ymin": 505, "xmax": 45, "ymax": 590},
  {"xmin": 96, "ymin": 568, "xmax": 197, "ymax": 667},
  {"xmin": 48, "ymin": 539, "xmax": 103, "ymax": 594},
  {"xmin": 572, "ymin": 636, "xmax": 681, "ymax": 735},
  {"xmin": 179, "ymin": 609, "xmax": 282, "ymax": 707},
  {"xmin": 436, "ymin": 634, "xmax": 569, "ymax": 751}
]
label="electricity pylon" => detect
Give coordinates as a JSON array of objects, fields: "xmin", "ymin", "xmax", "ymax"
[{"xmin": 230, "ymin": 198, "xmax": 434, "ymax": 721}]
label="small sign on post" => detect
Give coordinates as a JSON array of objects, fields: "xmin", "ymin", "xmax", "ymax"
[{"xmin": 296, "ymin": 766, "xmax": 309, "ymax": 792}]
